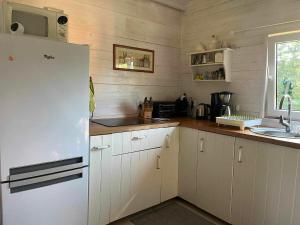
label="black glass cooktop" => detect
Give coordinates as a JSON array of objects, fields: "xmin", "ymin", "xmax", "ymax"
[{"xmin": 91, "ymin": 118, "xmax": 157, "ymax": 127}]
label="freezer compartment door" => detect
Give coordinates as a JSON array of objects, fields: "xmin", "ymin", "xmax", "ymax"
[
  {"xmin": 1, "ymin": 167, "xmax": 88, "ymax": 225},
  {"xmin": 0, "ymin": 34, "xmax": 89, "ymax": 181}
]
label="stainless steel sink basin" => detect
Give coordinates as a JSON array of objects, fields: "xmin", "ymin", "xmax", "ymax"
[{"xmin": 250, "ymin": 127, "xmax": 300, "ymax": 139}]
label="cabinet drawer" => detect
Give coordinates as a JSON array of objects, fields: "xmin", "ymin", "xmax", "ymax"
[
  {"xmin": 112, "ymin": 128, "xmax": 174, "ymax": 155},
  {"xmin": 90, "ymin": 135, "xmax": 112, "ymax": 151},
  {"xmin": 112, "ymin": 132, "xmax": 132, "ymax": 155}
]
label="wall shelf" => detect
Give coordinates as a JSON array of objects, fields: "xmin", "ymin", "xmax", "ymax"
[
  {"xmin": 191, "ymin": 63, "xmax": 224, "ymax": 67},
  {"xmin": 193, "ymin": 79, "xmax": 230, "ymax": 82},
  {"xmin": 190, "ymin": 48, "xmax": 233, "ymax": 82}
]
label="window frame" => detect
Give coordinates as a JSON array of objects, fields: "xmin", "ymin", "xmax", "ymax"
[{"xmin": 266, "ymin": 32, "xmax": 300, "ymax": 120}]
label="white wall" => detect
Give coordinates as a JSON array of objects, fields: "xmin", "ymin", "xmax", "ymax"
[
  {"xmin": 180, "ymin": 0, "xmax": 300, "ymax": 115},
  {"xmin": 5, "ymin": 0, "xmax": 182, "ymax": 118}
]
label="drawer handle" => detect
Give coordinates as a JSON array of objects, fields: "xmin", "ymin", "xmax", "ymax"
[
  {"xmin": 166, "ymin": 134, "xmax": 171, "ymax": 148},
  {"xmin": 238, "ymin": 146, "xmax": 243, "ymax": 163},
  {"xmin": 156, "ymin": 155, "xmax": 161, "ymax": 170},
  {"xmin": 132, "ymin": 136, "xmax": 144, "ymax": 141},
  {"xmin": 199, "ymin": 138, "xmax": 204, "ymax": 152},
  {"xmin": 91, "ymin": 145, "xmax": 111, "ymax": 151}
]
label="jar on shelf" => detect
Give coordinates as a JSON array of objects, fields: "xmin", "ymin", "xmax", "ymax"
[{"xmin": 215, "ymin": 52, "xmax": 224, "ymax": 63}]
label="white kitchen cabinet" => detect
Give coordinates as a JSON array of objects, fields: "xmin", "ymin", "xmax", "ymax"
[
  {"xmin": 110, "ymin": 148, "xmax": 162, "ymax": 221},
  {"xmin": 111, "ymin": 132, "xmax": 132, "ymax": 155},
  {"xmin": 161, "ymin": 127, "xmax": 180, "ymax": 202},
  {"xmin": 110, "ymin": 127, "xmax": 180, "ymax": 222},
  {"xmin": 232, "ymin": 138, "xmax": 300, "ymax": 225},
  {"xmin": 131, "ymin": 130, "xmax": 149, "ymax": 152},
  {"xmin": 196, "ymin": 131, "xmax": 234, "ymax": 223},
  {"xmin": 178, "ymin": 127, "xmax": 198, "ymax": 204},
  {"xmin": 89, "ymin": 135, "xmax": 112, "ymax": 225},
  {"xmin": 179, "ymin": 127, "xmax": 234, "ymax": 222},
  {"xmin": 110, "ymin": 153, "xmax": 132, "ymax": 221},
  {"xmin": 131, "ymin": 148, "xmax": 162, "ymax": 213},
  {"xmin": 112, "ymin": 128, "xmax": 168, "ymax": 156}
]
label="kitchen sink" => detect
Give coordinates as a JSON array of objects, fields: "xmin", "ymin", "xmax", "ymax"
[{"xmin": 250, "ymin": 127, "xmax": 300, "ymax": 139}]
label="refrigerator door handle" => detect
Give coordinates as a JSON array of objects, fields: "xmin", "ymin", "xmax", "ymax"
[
  {"xmin": 9, "ymin": 168, "xmax": 83, "ymax": 193},
  {"xmin": 9, "ymin": 157, "xmax": 83, "ymax": 182}
]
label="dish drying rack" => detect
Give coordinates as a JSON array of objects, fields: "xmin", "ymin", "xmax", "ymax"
[{"xmin": 216, "ymin": 115, "xmax": 262, "ymax": 131}]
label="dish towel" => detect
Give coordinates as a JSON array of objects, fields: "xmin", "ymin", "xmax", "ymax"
[{"xmin": 89, "ymin": 76, "xmax": 96, "ymax": 117}]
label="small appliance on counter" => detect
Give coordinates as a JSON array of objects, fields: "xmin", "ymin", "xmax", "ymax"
[
  {"xmin": 196, "ymin": 103, "xmax": 211, "ymax": 120},
  {"xmin": 211, "ymin": 91, "xmax": 233, "ymax": 121},
  {"xmin": 175, "ymin": 93, "xmax": 191, "ymax": 117},
  {"xmin": 152, "ymin": 101, "xmax": 176, "ymax": 118}
]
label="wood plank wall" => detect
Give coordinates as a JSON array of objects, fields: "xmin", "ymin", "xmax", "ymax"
[
  {"xmin": 180, "ymin": 0, "xmax": 300, "ymax": 115},
  {"xmin": 5, "ymin": 0, "xmax": 182, "ymax": 118}
]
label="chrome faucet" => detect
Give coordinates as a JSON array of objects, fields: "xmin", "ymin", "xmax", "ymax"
[{"xmin": 279, "ymin": 94, "xmax": 292, "ymax": 133}]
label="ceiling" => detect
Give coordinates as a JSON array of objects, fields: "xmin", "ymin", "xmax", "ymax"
[{"xmin": 152, "ymin": 0, "xmax": 190, "ymax": 11}]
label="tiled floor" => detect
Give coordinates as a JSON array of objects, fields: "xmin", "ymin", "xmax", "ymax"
[{"xmin": 110, "ymin": 199, "xmax": 229, "ymax": 225}]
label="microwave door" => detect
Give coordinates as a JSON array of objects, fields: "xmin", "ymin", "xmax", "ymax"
[
  {"xmin": 11, "ymin": 10, "xmax": 49, "ymax": 37},
  {"xmin": 8, "ymin": 4, "xmax": 57, "ymax": 38}
]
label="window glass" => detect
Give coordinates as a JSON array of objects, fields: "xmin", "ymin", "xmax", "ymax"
[{"xmin": 276, "ymin": 41, "xmax": 300, "ymax": 110}]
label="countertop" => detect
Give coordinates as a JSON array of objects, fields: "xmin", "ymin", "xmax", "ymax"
[
  {"xmin": 90, "ymin": 118, "xmax": 300, "ymax": 149},
  {"xmin": 177, "ymin": 118, "xmax": 300, "ymax": 149},
  {"xmin": 89, "ymin": 120, "xmax": 180, "ymax": 136}
]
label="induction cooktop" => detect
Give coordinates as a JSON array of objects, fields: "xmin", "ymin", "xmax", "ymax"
[{"xmin": 91, "ymin": 118, "xmax": 156, "ymax": 127}]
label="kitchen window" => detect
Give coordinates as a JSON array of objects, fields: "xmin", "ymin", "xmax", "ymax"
[{"xmin": 267, "ymin": 32, "xmax": 300, "ymax": 120}]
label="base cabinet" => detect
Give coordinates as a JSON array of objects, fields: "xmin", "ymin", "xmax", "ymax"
[
  {"xmin": 161, "ymin": 127, "xmax": 179, "ymax": 202},
  {"xmin": 89, "ymin": 126, "xmax": 300, "ymax": 225},
  {"xmin": 232, "ymin": 138, "xmax": 300, "ymax": 225},
  {"xmin": 90, "ymin": 127, "xmax": 179, "ymax": 224},
  {"xmin": 88, "ymin": 135, "xmax": 112, "ymax": 225},
  {"xmin": 179, "ymin": 127, "xmax": 234, "ymax": 223},
  {"xmin": 178, "ymin": 127, "xmax": 198, "ymax": 204},
  {"xmin": 110, "ymin": 127, "xmax": 179, "ymax": 222},
  {"xmin": 110, "ymin": 148, "xmax": 162, "ymax": 221},
  {"xmin": 196, "ymin": 131, "xmax": 234, "ymax": 223}
]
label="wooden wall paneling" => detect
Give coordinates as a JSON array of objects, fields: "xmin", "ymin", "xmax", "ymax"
[
  {"xmin": 7, "ymin": 0, "xmax": 182, "ymax": 118},
  {"xmin": 180, "ymin": 0, "xmax": 300, "ymax": 115}
]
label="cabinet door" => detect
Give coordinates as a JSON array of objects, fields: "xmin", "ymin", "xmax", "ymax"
[
  {"xmin": 161, "ymin": 127, "xmax": 179, "ymax": 202},
  {"xmin": 196, "ymin": 131, "xmax": 234, "ymax": 223},
  {"xmin": 232, "ymin": 138, "xmax": 260, "ymax": 225},
  {"xmin": 130, "ymin": 148, "xmax": 162, "ymax": 213},
  {"xmin": 110, "ymin": 153, "xmax": 131, "ymax": 222},
  {"xmin": 131, "ymin": 130, "xmax": 149, "ymax": 152},
  {"xmin": 112, "ymin": 132, "xmax": 132, "ymax": 155},
  {"xmin": 232, "ymin": 138, "xmax": 300, "ymax": 225},
  {"xmin": 89, "ymin": 135, "xmax": 112, "ymax": 225},
  {"xmin": 110, "ymin": 148, "xmax": 162, "ymax": 221},
  {"xmin": 178, "ymin": 127, "xmax": 198, "ymax": 204}
]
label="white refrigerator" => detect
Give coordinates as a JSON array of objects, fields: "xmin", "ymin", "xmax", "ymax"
[{"xmin": 0, "ymin": 33, "xmax": 89, "ymax": 225}]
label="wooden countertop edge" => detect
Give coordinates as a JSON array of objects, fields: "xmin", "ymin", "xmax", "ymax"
[
  {"xmin": 178, "ymin": 120, "xmax": 300, "ymax": 150},
  {"xmin": 89, "ymin": 121, "xmax": 180, "ymax": 136},
  {"xmin": 89, "ymin": 119, "xmax": 300, "ymax": 149}
]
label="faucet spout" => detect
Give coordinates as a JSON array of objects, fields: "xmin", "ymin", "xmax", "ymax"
[{"xmin": 279, "ymin": 94, "xmax": 292, "ymax": 133}]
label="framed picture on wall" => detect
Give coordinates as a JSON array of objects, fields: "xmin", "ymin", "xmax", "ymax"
[{"xmin": 113, "ymin": 44, "xmax": 155, "ymax": 73}]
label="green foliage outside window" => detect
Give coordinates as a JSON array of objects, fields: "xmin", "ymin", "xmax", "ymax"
[{"xmin": 276, "ymin": 41, "xmax": 300, "ymax": 110}]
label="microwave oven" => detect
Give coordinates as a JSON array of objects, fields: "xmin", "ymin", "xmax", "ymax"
[{"xmin": 2, "ymin": 1, "xmax": 68, "ymax": 42}]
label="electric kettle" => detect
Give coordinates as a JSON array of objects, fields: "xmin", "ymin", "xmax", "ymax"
[{"xmin": 196, "ymin": 103, "xmax": 211, "ymax": 120}]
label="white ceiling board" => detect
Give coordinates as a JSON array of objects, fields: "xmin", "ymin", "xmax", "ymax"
[{"xmin": 152, "ymin": 0, "xmax": 190, "ymax": 11}]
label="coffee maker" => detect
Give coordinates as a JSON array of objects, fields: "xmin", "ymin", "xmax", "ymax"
[{"xmin": 210, "ymin": 91, "xmax": 233, "ymax": 121}]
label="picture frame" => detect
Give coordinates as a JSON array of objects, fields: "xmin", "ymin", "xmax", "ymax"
[{"xmin": 113, "ymin": 44, "xmax": 155, "ymax": 73}]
